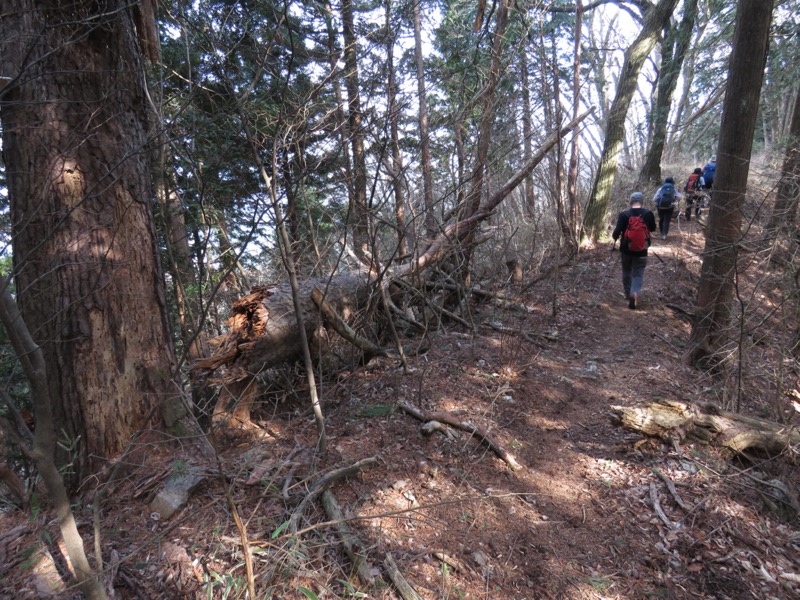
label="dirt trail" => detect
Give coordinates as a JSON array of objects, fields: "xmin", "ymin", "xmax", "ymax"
[{"xmin": 2, "ymin": 221, "xmax": 798, "ymax": 599}]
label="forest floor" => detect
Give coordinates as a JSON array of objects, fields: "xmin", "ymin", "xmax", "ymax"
[{"xmin": 2, "ymin": 216, "xmax": 800, "ymax": 599}]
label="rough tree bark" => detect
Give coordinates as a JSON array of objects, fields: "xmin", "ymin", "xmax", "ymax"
[
  {"xmin": 583, "ymin": 0, "xmax": 679, "ymax": 242},
  {"xmin": 686, "ymin": 0, "xmax": 775, "ymax": 367},
  {"xmin": 0, "ymin": 0, "xmax": 178, "ymax": 480}
]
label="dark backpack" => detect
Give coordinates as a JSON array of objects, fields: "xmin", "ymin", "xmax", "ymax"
[
  {"xmin": 623, "ymin": 212, "xmax": 650, "ymax": 252},
  {"xmin": 685, "ymin": 173, "xmax": 701, "ymax": 193},
  {"xmin": 657, "ymin": 183, "xmax": 676, "ymax": 209}
]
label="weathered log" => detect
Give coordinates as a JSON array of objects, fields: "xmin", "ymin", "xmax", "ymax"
[
  {"xmin": 193, "ymin": 273, "xmax": 370, "ymax": 385},
  {"xmin": 610, "ymin": 399, "xmax": 800, "ymax": 456},
  {"xmin": 288, "ymin": 456, "xmax": 378, "ymax": 534}
]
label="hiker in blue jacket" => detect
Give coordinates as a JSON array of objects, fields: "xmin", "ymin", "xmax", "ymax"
[
  {"xmin": 612, "ymin": 192, "xmax": 657, "ymax": 310},
  {"xmin": 651, "ymin": 176, "xmax": 682, "ymax": 240},
  {"xmin": 702, "ymin": 155, "xmax": 717, "ymax": 191}
]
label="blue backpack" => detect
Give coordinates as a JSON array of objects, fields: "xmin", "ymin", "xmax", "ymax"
[
  {"xmin": 658, "ymin": 183, "xmax": 676, "ymax": 209},
  {"xmin": 703, "ymin": 162, "xmax": 716, "ymax": 185}
]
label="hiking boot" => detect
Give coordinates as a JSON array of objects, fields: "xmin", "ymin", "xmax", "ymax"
[{"xmin": 628, "ymin": 292, "xmax": 638, "ymax": 310}]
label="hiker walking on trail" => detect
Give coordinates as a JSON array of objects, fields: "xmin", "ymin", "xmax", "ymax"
[
  {"xmin": 683, "ymin": 168, "xmax": 705, "ymax": 221},
  {"xmin": 652, "ymin": 176, "xmax": 681, "ymax": 240},
  {"xmin": 702, "ymin": 155, "xmax": 717, "ymax": 191},
  {"xmin": 612, "ymin": 192, "xmax": 657, "ymax": 310}
]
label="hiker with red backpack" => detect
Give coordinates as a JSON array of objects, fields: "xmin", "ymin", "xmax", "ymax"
[
  {"xmin": 651, "ymin": 176, "xmax": 681, "ymax": 240},
  {"xmin": 683, "ymin": 167, "xmax": 705, "ymax": 221},
  {"xmin": 612, "ymin": 192, "xmax": 657, "ymax": 310}
]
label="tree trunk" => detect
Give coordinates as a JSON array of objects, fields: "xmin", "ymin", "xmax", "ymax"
[
  {"xmin": 519, "ymin": 47, "xmax": 536, "ymax": 216},
  {"xmin": 341, "ymin": 0, "xmax": 370, "ymax": 253},
  {"xmin": 767, "ymin": 85, "xmax": 800, "ymax": 233},
  {"xmin": 413, "ymin": 0, "xmax": 437, "ymax": 242},
  {"xmin": 387, "ymin": 0, "xmax": 409, "ymax": 258},
  {"xmin": 583, "ymin": 0, "xmax": 679, "ymax": 242},
  {"xmin": 638, "ymin": 0, "xmax": 699, "ymax": 186},
  {"xmin": 0, "ymin": 0, "xmax": 177, "ymax": 480},
  {"xmin": 458, "ymin": 0, "xmax": 512, "ymax": 285},
  {"xmin": 687, "ymin": 0, "xmax": 774, "ymax": 367},
  {"xmin": 566, "ymin": 0, "xmax": 584, "ymax": 246}
]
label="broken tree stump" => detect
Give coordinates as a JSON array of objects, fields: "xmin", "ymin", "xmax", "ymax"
[{"xmin": 610, "ymin": 399, "xmax": 800, "ymax": 456}]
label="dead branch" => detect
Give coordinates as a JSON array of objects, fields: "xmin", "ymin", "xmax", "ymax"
[
  {"xmin": 321, "ymin": 490, "xmax": 376, "ymax": 586},
  {"xmin": 397, "ymin": 400, "xmax": 523, "ymax": 470},
  {"xmin": 288, "ymin": 457, "xmax": 378, "ymax": 534},
  {"xmin": 223, "ymin": 471, "xmax": 255, "ymax": 598},
  {"xmin": 384, "ymin": 552, "xmax": 424, "ymax": 600},
  {"xmin": 649, "ymin": 481, "xmax": 679, "ymax": 530},
  {"xmin": 436, "ymin": 282, "xmax": 537, "ymax": 313},
  {"xmin": 311, "ymin": 285, "xmax": 392, "ymax": 361},
  {"xmin": 653, "ymin": 468, "xmax": 692, "ymax": 511}
]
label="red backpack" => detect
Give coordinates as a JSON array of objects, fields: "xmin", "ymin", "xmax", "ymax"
[
  {"xmin": 623, "ymin": 212, "xmax": 649, "ymax": 252},
  {"xmin": 685, "ymin": 173, "xmax": 701, "ymax": 193}
]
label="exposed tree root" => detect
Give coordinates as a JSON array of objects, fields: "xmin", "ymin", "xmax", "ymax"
[{"xmin": 397, "ymin": 400, "xmax": 523, "ymax": 470}]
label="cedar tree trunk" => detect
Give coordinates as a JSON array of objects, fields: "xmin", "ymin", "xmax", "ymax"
[
  {"xmin": 687, "ymin": 0, "xmax": 774, "ymax": 366},
  {"xmin": 0, "ymin": 0, "xmax": 177, "ymax": 480}
]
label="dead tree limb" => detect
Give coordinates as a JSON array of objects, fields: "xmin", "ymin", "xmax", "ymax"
[
  {"xmin": 321, "ymin": 490, "xmax": 376, "ymax": 586},
  {"xmin": 384, "ymin": 552, "xmax": 424, "ymax": 600},
  {"xmin": 611, "ymin": 399, "xmax": 800, "ymax": 456},
  {"xmin": 311, "ymin": 285, "xmax": 392, "ymax": 361},
  {"xmin": 288, "ymin": 457, "xmax": 378, "ymax": 534},
  {"xmin": 397, "ymin": 400, "xmax": 523, "ymax": 470}
]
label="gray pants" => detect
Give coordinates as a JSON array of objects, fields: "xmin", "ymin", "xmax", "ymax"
[{"xmin": 621, "ymin": 254, "xmax": 648, "ymax": 298}]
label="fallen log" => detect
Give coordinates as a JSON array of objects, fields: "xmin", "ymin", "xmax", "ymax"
[
  {"xmin": 192, "ymin": 111, "xmax": 593, "ymax": 420},
  {"xmin": 610, "ymin": 399, "xmax": 800, "ymax": 456},
  {"xmin": 194, "ymin": 273, "xmax": 371, "ymax": 383}
]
